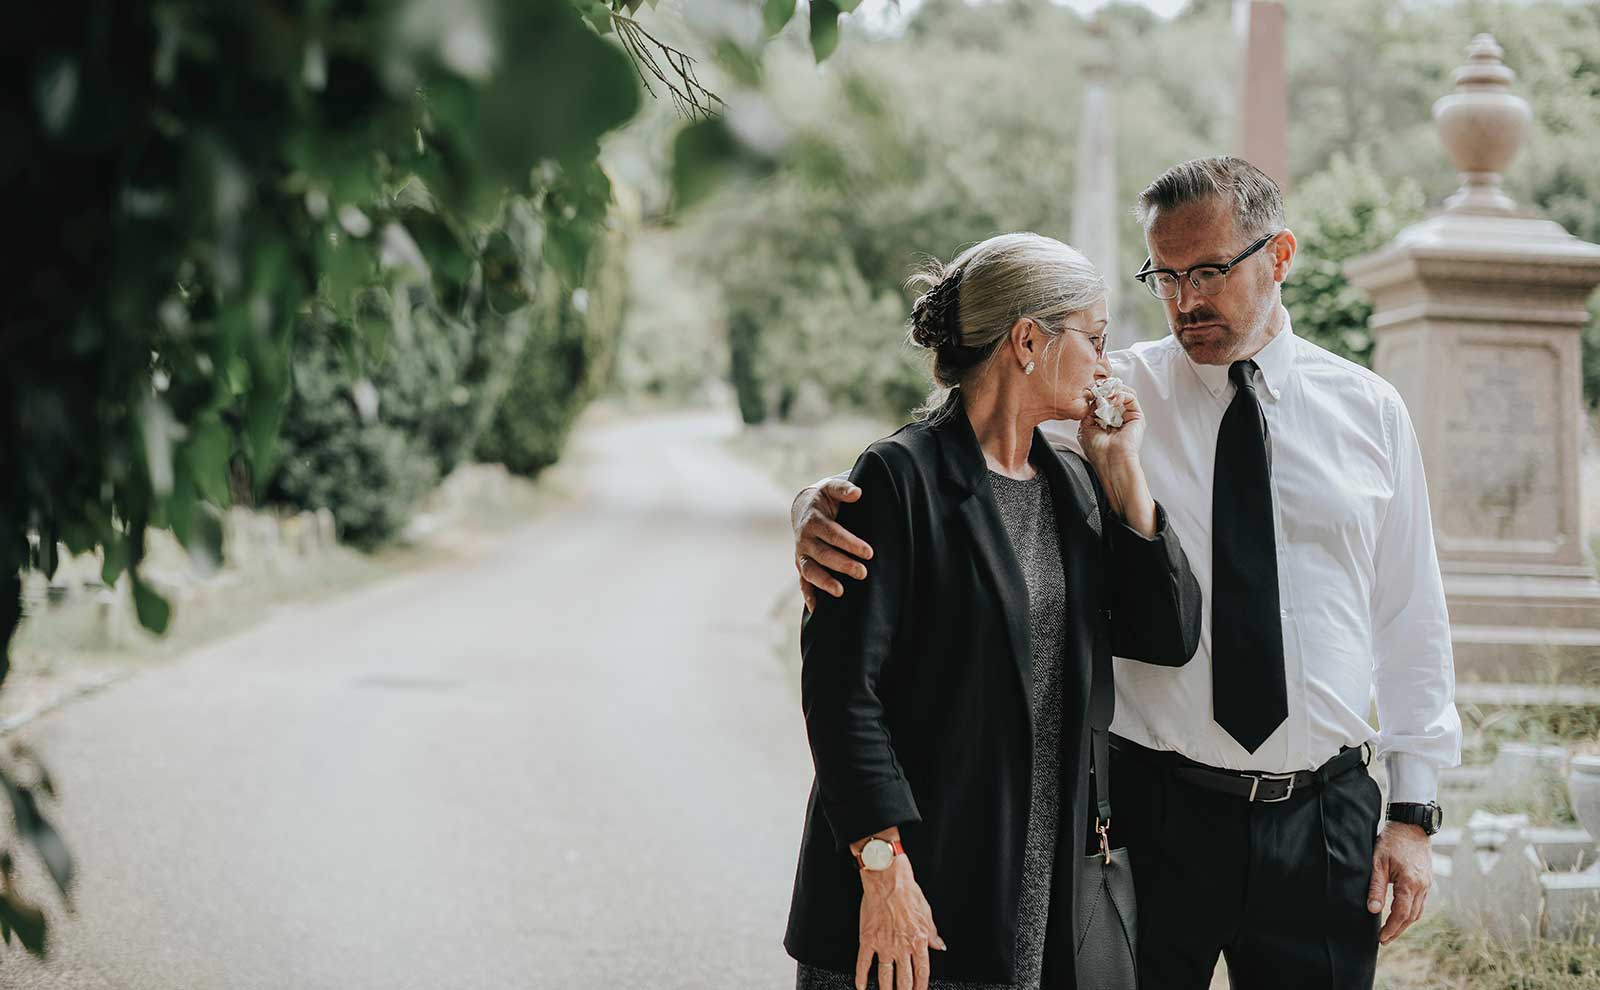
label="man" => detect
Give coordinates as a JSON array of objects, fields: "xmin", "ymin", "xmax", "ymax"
[{"xmin": 789, "ymin": 157, "xmax": 1460, "ymax": 989}]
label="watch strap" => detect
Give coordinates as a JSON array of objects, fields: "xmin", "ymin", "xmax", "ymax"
[
  {"xmin": 1386, "ymin": 802, "xmax": 1442, "ymax": 834},
  {"xmin": 853, "ymin": 838, "xmax": 905, "ymax": 870}
]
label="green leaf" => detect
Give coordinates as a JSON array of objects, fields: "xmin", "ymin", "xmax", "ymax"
[
  {"xmin": 132, "ymin": 576, "xmax": 171, "ymax": 635},
  {"xmin": 165, "ymin": 458, "xmax": 197, "ymax": 545},
  {"xmin": 101, "ymin": 535, "xmax": 129, "ymax": 587},
  {"xmin": 355, "ymin": 289, "xmax": 393, "ymax": 363},
  {"xmin": 245, "ymin": 382, "xmax": 287, "ymax": 490},
  {"xmin": 185, "ymin": 417, "xmax": 233, "ymax": 507},
  {"xmin": 38, "ymin": 532, "xmax": 59, "ymax": 580},
  {"xmin": 0, "ymin": 888, "xmax": 46, "ymax": 956},
  {"xmin": 483, "ymin": 229, "xmax": 528, "ymax": 314},
  {"xmin": 402, "ymin": 208, "xmax": 474, "ymax": 304},
  {"xmin": 670, "ymin": 118, "xmax": 776, "ymax": 210},
  {"xmin": 809, "ymin": 0, "xmax": 842, "ymax": 62},
  {"xmin": 185, "ymin": 506, "xmax": 224, "ymax": 572},
  {"xmin": 321, "ymin": 230, "xmax": 378, "ymax": 320},
  {"xmin": 763, "ymin": 0, "xmax": 797, "ymax": 37}
]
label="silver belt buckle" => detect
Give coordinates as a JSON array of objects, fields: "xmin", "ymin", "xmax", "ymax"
[{"xmin": 1247, "ymin": 771, "xmax": 1298, "ymax": 803}]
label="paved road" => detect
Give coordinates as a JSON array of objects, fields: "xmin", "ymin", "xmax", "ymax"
[{"xmin": 9, "ymin": 409, "xmax": 815, "ymax": 989}]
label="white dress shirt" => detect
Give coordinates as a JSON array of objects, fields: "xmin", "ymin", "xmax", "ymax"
[{"xmin": 1041, "ymin": 309, "xmax": 1461, "ymax": 803}]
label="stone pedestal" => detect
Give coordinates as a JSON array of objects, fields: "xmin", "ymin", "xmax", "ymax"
[{"xmin": 1345, "ymin": 36, "xmax": 1600, "ymax": 681}]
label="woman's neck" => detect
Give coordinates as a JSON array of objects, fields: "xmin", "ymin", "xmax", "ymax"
[{"xmin": 961, "ymin": 376, "xmax": 1047, "ymax": 480}]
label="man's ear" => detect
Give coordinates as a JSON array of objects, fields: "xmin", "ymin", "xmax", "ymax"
[{"xmin": 1271, "ymin": 228, "xmax": 1298, "ymax": 283}]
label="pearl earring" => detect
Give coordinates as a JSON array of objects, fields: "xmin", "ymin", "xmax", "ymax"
[{"xmin": 1024, "ymin": 361, "xmax": 1036, "ymax": 375}]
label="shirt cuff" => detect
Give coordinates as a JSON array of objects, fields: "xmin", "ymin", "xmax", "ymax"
[{"xmin": 1385, "ymin": 752, "xmax": 1440, "ymax": 805}]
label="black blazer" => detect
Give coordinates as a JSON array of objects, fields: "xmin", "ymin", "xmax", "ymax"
[{"xmin": 784, "ymin": 395, "xmax": 1201, "ymax": 986}]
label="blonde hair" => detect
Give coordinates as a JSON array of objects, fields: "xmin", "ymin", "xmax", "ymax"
[{"xmin": 906, "ymin": 232, "xmax": 1106, "ymax": 418}]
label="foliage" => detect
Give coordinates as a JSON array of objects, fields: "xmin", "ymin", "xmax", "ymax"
[
  {"xmin": 3, "ymin": 0, "xmax": 644, "ymax": 958},
  {"xmin": 1280, "ymin": 152, "xmax": 1426, "ymax": 366},
  {"xmin": 664, "ymin": 4, "xmax": 1114, "ymax": 424},
  {"xmin": 266, "ymin": 193, "xmax": 558, "ymax": 545},
  {"xmin": 3, "ymin": 0, "xmax": 636, "ymax": 649},
  {"xmin": 476, "ymin": 221, "xmax": 632, "ymax": 476},
  {"xmin": 632, "ymin": 0, "xmax": 1600, "ymax": 417}
]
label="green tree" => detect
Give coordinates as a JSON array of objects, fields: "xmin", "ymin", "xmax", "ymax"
[
  {"xmin": 3, "ymin": 0, "xmax": 639, "ymax": 955},
  {"xmin": 1282, "ymin": 152, "xmax": 1426, "ymax": 366}
]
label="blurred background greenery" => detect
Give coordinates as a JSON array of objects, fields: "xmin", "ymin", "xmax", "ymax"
[
  {"xmin": 5, "ymin": 0, "xmax": 1600, "ymax": 977},
  {"xmin": 606, "ymin": 0, "xmax": 1600, "ymax": 428}
]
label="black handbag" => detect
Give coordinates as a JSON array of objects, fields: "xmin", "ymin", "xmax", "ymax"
[{"xmin": 1074, "ymin": 728, "xmax": 1138, "ymax": 988}]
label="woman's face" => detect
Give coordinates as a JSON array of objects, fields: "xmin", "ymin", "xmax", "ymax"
[{"xmin": 1036, "ymin": 298, "xmax": 1112, "ymax": 421}]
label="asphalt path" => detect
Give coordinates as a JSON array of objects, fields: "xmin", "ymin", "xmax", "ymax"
[{"xmin": 7, "ymin": 408, "xmax": 815, "ymax": 989}]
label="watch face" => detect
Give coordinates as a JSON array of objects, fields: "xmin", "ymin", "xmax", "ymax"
[
  {"xmin": 1427, "ymin": 805, "xmax": 1444, "ymax": 833},
  {"xmin": 861, "ymin": 839, "xmax": 895, "ymax": 871}
]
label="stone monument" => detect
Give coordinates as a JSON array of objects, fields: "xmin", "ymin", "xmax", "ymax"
[
  {"xmin": 1235, "ymin": 0, "xmax": 1288, "ymax": 191},
  {"xmin": 1345, "ymin": 35, "xmax": 1600, "ymax": 680},
  {"xmin": 1071, "ymin": 19, "xmax": 1121, "ymax": 325}
]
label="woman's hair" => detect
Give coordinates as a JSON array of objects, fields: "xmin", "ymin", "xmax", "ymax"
[{"xmin": 906, "ymin": 232, "xmax": 1106, "ymax": 418}]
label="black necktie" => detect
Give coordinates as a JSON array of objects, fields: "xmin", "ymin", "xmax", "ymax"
[{"xmin": 1211, "ymin": 359, "xmax": 1287, "ymax": 754}]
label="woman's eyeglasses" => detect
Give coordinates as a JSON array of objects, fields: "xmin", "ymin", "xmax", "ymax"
[{"xmin": 1031, "ymin": 318, "xmax": 1108, "ymax": 358}]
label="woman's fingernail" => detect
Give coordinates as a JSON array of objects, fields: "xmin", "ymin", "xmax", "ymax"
[{"xmin": 1369, "ymin": 900, "xmax": 1382, "ymax": 912}]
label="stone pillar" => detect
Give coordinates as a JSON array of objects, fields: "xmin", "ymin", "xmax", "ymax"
[
  {"xmin": 1236, "ymin": 0, "xmax": 1289, "ymax": 191},
  {"xmin": 1345, "ymin": 35, "xmax": 1600, "ymax": 681},
  {"xmin": 1071, "ymin": 19, "xmax": 1121, "ymax": 323}
]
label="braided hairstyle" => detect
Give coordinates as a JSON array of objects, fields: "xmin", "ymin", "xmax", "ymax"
[{"xmin": 906, "ymin": 233, "xmax": 1106, "ymax": 413}]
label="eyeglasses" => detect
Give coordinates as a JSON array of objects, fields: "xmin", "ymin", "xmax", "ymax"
[
  {"xmin": 1134, "ymin": 231, "xmax": 1280, "ymax": 301},
  {"xmin": 1034, "ymin": 318, "xmax": 1108, "ymax": 358}
]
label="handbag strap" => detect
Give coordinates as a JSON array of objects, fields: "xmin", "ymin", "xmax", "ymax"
[
  {"xmin": 1091, "ymin": 727, "xmax": 1114, "ymax": 862},
  {"xmin": 1092, "ymin": 727, "xmax": 1112, "ymax": 822}
]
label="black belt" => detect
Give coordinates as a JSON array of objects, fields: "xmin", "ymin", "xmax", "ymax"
[{"xmin": 1110, "ymin": 735, "xmax": 1371, "ymax": 804}]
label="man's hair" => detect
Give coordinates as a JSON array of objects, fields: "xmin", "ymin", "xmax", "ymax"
[{"xmin": 1133, "ymin": 156, "xmax": 1285, "ymax": 239}]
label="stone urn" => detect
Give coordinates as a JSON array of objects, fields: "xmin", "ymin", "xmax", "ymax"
[
  {"xmin": 1570, "ymin": 755, "xmax": 1600, "ymax": 843},
  {"xmin": 1433, "ymin": 33, "xmax": 1532, "ymax": 214}
]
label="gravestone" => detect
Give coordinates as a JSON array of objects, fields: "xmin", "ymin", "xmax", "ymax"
[{"xmin": 1345, "ymin": 35, "xmax": 1600, "ymax": 681}]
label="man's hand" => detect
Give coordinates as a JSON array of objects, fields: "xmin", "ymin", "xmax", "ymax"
[
  {"xmin": 792, "ymin": 479, "xmax": 874, "ymax": 612},
  {"xmin": 1368, "ymin": 822, "xmax": 1432, "ymax": 945},
  {"xmin": 856, "ymin": 855, "xmax": 946, "ymax": 990}
]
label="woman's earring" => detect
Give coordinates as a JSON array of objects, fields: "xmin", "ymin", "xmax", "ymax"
[{"xmin": 1024, "ymin": 361, "xmax": 1036, "ymax": 375}]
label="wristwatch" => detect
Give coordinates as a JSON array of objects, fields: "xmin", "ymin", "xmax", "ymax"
[
  {"xmin": 855, "ymin": 837, "xmax": 904, "ymax": 872},
  {"xmin": 1386, "ymin": 802, "xmax": 1444, "ymax": 835}
]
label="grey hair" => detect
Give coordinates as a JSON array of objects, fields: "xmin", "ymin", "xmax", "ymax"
[
  {"xmin": 1132, "ymin": 156, "xmax": 1284, "ymax": 238},
  {"xmin": 906, "ymin": 232, "xmax": 1106, "ymax": 419}
]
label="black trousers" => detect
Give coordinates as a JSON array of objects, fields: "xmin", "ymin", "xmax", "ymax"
[{"xmin": 1108, "ymin": 740, "xmax": 1383, "ymax": 990}]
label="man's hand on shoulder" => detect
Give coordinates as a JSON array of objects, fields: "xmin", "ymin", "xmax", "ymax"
[{"xmin": 793, "ymin": 479, "xmax": 874, "ymax": 612}]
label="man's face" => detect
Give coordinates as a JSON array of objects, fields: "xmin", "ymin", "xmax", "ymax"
[{"xmin": 1143, "ymin": 198, "xmax": 1287, "ymax": 366}]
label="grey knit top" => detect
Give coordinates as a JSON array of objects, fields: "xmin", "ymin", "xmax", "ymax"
[{"xmin": 797, "ymin": 470, "xmax": 1068, "ymax": 990}]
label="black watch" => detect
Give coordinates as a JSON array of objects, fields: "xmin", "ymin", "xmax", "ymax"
[{"xmin": 1386, "ymin": 802, "xmax": 1443, "ymax": 835}]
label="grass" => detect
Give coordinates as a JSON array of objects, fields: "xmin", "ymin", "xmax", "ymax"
[{"xmin": 1374, "ymin": 915, "xmax": 1600, "ymax": 990}]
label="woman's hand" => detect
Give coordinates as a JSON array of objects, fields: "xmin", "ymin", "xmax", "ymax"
[
  {"xmin": 856, "ymin": 856, "xmax": 946, "ymax": 990},
  {"xmin": 1076, "ymin": 383, "xmax": 1158, "ymax": 537},
  {"xmin": 1076, "ymin": 381, "xmax": 1145, "ymax": 469}
]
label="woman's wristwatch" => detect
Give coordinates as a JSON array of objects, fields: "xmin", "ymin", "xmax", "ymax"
[
  {"xmin": 855, "ymin": 837, "xmax": 905, "ymax": 872},
  {"xmin": 1386, "ymin": 802, "xmax": 1443, "ymax": 835}
]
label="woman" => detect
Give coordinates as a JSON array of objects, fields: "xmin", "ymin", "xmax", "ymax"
[{"xmin": 783, "ymin": 233, "xmax": 1201, "ymax": 990}]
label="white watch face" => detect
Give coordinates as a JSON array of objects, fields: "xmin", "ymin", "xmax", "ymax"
[{"xmin": 861, "ymin": 839, "xmax": 895, "ymax": 871}]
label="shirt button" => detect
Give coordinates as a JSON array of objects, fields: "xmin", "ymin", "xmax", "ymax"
[{"xmin": 1280, "ymin": 609, "xmax": 1291, "ymax": 619}]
